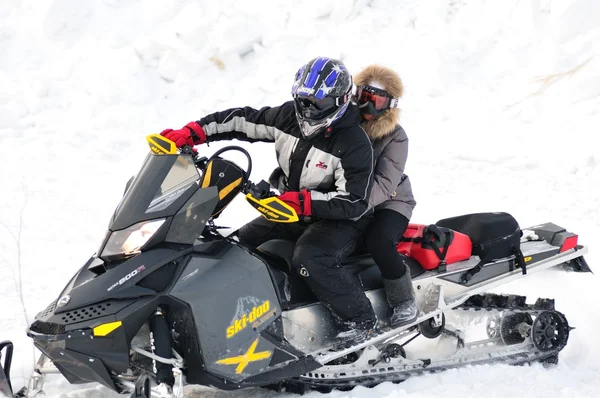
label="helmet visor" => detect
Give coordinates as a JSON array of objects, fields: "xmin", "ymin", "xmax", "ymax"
[
  {"xmin": 294, "ymin": 96, "xmax": 337, "ymax": 119},
  {"xmin": 356, "ymin": 85, "xmax": 392, "ymax": 111}
]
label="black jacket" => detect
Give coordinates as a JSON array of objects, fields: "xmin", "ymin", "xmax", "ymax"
[{"xmin": 198, "ymin": 101, "xmax": 373, "ymax": 221}]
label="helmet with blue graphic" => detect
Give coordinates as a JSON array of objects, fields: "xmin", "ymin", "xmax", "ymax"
[{"xmin": 291, "ymin": 57, "xmax": 353, "ymax": 139}]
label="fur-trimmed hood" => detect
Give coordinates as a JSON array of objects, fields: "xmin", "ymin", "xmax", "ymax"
[{"xmin": 354, "ymin": 64, "xmax": 403, "ymax": 140}]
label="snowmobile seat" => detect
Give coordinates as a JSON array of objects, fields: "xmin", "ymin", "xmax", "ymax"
[
  {"xmin": 257, "ymin": 239, "xmax": 425, "ymax": 309},
  {"xmin": 257, "ymin": 239, "xmax": 377, "ymax": 276},
  {"xmin": 256, "ymin": 239, "xmax": 425, "ymax": 289},
  {"xmin": 256, "ymin": 239, "xmax": 295, "ymax": 274}
]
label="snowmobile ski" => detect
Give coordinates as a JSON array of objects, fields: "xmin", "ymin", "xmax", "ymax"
[{"xmin": 0, "ymin": 341, "xmax": 14, "ymax": 397}]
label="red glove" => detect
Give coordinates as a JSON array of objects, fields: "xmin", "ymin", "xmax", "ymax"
[
  {"xmin": 160, "ymin": 121, "xmax": 206, "ymax": 148},
  {"xmin": 278, "ymin": 189, "xmax": 312, "ymax": 217}
]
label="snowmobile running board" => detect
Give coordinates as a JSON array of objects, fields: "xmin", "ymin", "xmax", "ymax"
[{"xmin": 310, "ymin": 244, "xmax": 587, "ymax": 365}]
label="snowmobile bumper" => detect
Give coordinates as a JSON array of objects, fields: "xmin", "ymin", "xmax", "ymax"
[
  {"xmin": 26, "ymin": 326, "xmax": 121, "ymax": 392},
  {"xmin": 0, "ymin": 341, "xmax": 14, "ymax": 397}
]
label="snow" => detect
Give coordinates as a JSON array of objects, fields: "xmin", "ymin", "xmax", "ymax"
[{"xmin": 1, "ymin": 0, "xmax": 599, "ymax": 396}]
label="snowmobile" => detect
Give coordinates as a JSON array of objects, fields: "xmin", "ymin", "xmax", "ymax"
[{"xmin": 2, "ymin": 134, "xmax": 591, "ymax": 398}]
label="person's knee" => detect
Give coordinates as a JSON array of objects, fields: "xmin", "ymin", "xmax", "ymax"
[
  {"xmin": 366, "ymin": 228, "xmax": 396, "ymax": 252},
  {"xmin": 292, "ymin": 244, "xmax": 331, "ymax": 276}
]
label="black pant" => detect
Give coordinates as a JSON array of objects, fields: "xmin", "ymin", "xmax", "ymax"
[
  {"xmin": 239, "ymin": 216, "xmax": 375, "ymax": 323},
  {"xmin": 365, "ymin": 209, "xmax": 410, "ymax": 280}
]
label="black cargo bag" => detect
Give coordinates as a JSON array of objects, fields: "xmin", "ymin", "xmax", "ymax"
[{"xmin": 436, "ymin": 212, "xmax": 526, "ymax": 283}]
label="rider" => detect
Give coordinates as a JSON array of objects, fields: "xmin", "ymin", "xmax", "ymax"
[
  {"xmin": 354, "ymin": 64, "xmax": 419, "ymax": 327},
  {"xmin": 160, "ymin": 56, "xmax": 378, "ymax": 343}
]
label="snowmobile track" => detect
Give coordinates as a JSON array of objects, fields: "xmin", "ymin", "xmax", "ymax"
[{"xmin": 288, "ymin": 293, "xmax": 570, "ymax": 393}]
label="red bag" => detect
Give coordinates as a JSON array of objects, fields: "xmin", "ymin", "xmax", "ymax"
[{"xmin": 397, "ymin": 224, "xmax": 472, "ymax": 270}]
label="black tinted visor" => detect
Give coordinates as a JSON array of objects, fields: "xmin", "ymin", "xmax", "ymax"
[{"xmin": 294, "ymin": 96, "xmax": 336, "ymax": 119}]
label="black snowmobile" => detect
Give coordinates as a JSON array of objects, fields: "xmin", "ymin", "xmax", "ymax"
[{"xmin": 2, "ymin": 134, "xmax": 591, "ymax": 397}]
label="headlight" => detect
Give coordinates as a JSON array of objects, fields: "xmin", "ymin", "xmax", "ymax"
[{"xmin": 101, "ymin": 219, "xmax": 166, "ymax": 260}]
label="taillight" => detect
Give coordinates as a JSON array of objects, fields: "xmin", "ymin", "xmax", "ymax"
[{"xmin": 560, "ymin": 235, "xmax": 578, "ymax": 253}]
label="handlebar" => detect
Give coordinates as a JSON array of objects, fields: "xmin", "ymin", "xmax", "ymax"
[
  {"xmin": 245, "ymin": 179, "xmax": 276, "ymax": 199},
  {"xmin": 190, "ymin": 145, "xmax": 276, "ymax": 200}
]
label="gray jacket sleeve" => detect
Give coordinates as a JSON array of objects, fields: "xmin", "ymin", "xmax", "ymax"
[{"xmin": 369, "ymin": 130, "xmax": 408, "ymax": 208}]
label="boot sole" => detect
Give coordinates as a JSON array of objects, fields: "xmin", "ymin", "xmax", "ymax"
[{"xmin": 390, "ymin": 311, "xmax": 420, "ymax": 329}]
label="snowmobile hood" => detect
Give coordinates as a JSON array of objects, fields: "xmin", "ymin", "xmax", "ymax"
[{"xmin": 56, "ymin": 248, "xmax": 185, "ymax": 314}]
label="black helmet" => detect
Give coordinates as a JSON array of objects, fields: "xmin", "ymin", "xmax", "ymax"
[{"xmin": 291, "ymin": 57, "xmax": 353, "ymax": 139}]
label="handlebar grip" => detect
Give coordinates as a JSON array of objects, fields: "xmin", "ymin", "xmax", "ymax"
[{"xmin": 245, "ymin": 180, "xmax": 275, "ymax": 199}]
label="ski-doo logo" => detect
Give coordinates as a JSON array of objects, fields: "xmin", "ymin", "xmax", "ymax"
[
  {"xmin": 107, "ymin": 265, "xmax": 146, "ymax": 291},
  {"xmin": 227, "ymin": 300, "xmax": 271, "ymax": 339},
  {"xmin": 258, "ymin": 206, "xmax": 280, "ymax": 219},
  {"xmin": 315, "ymin": 161, "xmax": 327, "ymax": 170}
]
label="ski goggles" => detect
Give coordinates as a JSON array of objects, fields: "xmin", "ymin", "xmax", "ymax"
[{"xmin": 356, "ymin": 85, "xmax": 399, "ymax": 111}]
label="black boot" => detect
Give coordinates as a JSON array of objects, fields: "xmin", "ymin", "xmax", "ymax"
[
  {"xmin": 383, "ymin": 267, "xmax": 419, "ymax": 328},
  {"xmin": 334, "ymin": 315, "xmax": 379, "ymax": 348}
]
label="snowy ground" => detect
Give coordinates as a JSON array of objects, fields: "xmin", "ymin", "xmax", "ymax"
[{"xmin": 1, "ymin": 0, "xmax": 599, "ymax": 397}]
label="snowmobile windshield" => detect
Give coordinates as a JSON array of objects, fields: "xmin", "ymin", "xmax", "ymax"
[{"xmin": 106, "ymin": 152, "xmax": 219, "ymax": 243}]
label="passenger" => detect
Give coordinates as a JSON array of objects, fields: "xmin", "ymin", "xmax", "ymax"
[{"xmin": 354, "ymin": 64, "xmax": 419, "ymax": 327}]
